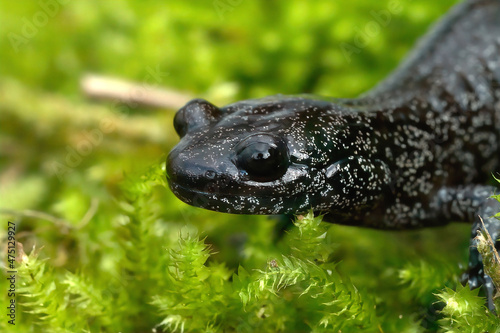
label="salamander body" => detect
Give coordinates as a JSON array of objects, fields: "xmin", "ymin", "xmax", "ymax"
[{"xmin": 167, "ymin": 0, "xmax": 500, "ymax": 306}]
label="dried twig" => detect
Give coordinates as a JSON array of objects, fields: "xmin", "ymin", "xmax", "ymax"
[
  {"xmin": 0, "ymin": 198, "xmax": 98, "ymax": 230},
  {"xmin": 76, "ymin": 198, "xmax": 99, "ymax": 229},
  {"xmin": 81, "ymin": 74, "xmax": 192, "ymax": 110},
  {"xmin": 0, "ymin": 208, "xmax": 71, "ymax": 227}
]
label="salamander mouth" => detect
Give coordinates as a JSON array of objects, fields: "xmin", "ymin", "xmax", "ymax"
[
  {"xmin": 167, "ymin": 180, "xmax": 304, "ymax": 215},
  {"xmin": 168, "ymin": 180, "xmax": 278, "ymax": 200},
  {"xmin": 169, "ymin": 181, "xmax": 233, "ymax": 199}
]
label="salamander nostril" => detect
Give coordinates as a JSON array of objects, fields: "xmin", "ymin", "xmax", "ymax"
[{"xmin": 205, "ymin": 170, "xmax": 216, "ymax": 179}]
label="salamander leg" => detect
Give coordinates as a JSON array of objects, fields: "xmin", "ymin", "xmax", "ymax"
[
  {"xmin": 433, "ymin": 185, "xmax": 499, "ymax": 310},
  {"xmin": 466, "ymin": 196, "xmax": 500, "ymax": 311}
]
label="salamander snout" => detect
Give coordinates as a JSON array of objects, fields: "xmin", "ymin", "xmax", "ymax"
[
  {"xmin": 166, "ymin": 145, "xmax": 239, "ymax": 195},
  {"xmin": 174, "ymin": 98, "xmax": 222, "ymax": 137}
]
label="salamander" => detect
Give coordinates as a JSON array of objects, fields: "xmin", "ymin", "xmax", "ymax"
[{"xmin": 167, "ymin": 0, "xmax": 500, "ymax": 307}]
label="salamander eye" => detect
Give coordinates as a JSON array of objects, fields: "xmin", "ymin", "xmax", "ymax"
[{"xmin": 234, "ymin": 134, "xmax": 289, "ymax": 182}]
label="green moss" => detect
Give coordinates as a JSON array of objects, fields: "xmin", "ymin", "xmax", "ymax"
[
  {"xmin": 3, "ymin": 163, "xmax": 492, "ymax": 332},
  {"xmin": 1, "ymin": 0, "xmax": 497, "ymax": 332},
  {"xmin": 436, "ymin": 286, "xmax": 500, "ymax": 333}
]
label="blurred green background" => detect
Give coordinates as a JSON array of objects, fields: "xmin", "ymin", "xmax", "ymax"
[{"xmin": 0, "ymin": 0, "xmax": 475, "ymax": 332}]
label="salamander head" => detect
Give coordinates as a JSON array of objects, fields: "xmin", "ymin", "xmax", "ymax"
[{"xmin": 166, "ymin": 96, "xmax": 373, "ymax": 215}]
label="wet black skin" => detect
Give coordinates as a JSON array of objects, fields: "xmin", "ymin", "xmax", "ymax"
[{"xmin": 167, "ymin": 0, "xmax": 500, "ymax": 308}]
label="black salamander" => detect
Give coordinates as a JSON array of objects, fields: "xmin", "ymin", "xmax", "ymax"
[{"xmin": 167, "ymin": 0, "xmax": 500, "ymax": 306}]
